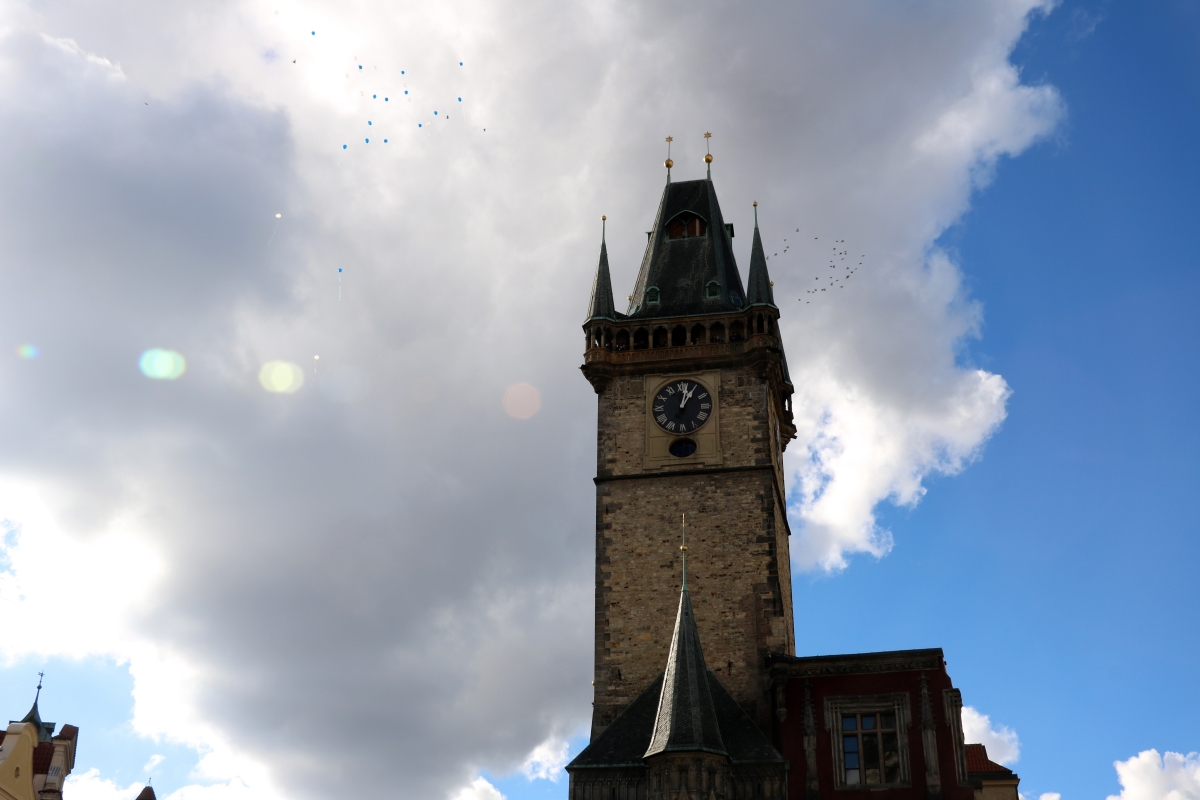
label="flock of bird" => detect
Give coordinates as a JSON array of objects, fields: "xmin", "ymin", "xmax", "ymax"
[{"xmin": 765, "ymin": 231, "xmax": 866, "ymax": 304}]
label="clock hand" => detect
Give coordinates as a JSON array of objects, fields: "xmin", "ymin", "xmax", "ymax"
[{"xmin": 679, "ymin": 387, "xmax": 694, "ymax": 409}]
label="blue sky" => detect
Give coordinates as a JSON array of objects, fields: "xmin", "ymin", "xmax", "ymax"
[{"xmin": 1, "ymin": 2, "xmax": 1197, "ymax": 800}]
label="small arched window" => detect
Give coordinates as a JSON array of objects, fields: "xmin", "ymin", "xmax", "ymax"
[
  {"xmin": 706, "ymin": 280, "xmax": 721, "ymax": 298},
  {"xmin": 666, "ymin": 213, "xmax": 707, "ymax": 240},
  {"xmin": 646, "ymin": 286, "xmax": 661, "ymax": 305}
]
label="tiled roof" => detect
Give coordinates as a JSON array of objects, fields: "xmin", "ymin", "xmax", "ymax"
[
  {"xmin": 32, "ymin": 742, "xmax": 54, "ymax": 774},
  {"xmin": 136, "ymin": 786, "xmax": 158, "ymax": 800},
  {"xmin": 966, "ymin": 743, "xmax": 1012, "ymax": 775}
]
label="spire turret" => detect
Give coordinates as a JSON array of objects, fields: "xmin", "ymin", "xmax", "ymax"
[
  {"xmin": 644, "ymin": 518, "xmax": 726, "ymax": 758},
  {"xmin": 745, "ymin": 202, "xmax": 776, "ymax": 308},
  {"xmin": 14, "ymin": 672, "xmax": 56, "ymax": 743},
  {"xmin": 585, "ymin": 217, "xmax": 618, "ymax": 322}
]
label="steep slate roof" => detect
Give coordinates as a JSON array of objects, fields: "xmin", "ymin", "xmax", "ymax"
[
  {"xmin": 626, "ymin": 178, "xmax": 747, "ymax": 319},
  {"xmin": 745, "ymin": 207, "xmax": 775, "ymax": 308},
  {"xmin": 585, "ymin": 236, "xmax": 621, "ymax": 323},
  {"xmin": 136, "ymin": 786, "xmax": 158, "ymax": 800},
  {"xmin": 567, "ymin": 671, "xmax": 784, "ymax": 770},
  {"xmin": 568, "ymin": 588, "xmax": 784, "ymax": 771},
  {"xmin": 644, "ymin": 589, "xmax": 726, "ymax": 757}
]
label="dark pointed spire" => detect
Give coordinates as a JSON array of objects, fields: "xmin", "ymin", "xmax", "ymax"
[
  {"xmin": 644, "ymin": 516, "xmax": 726, "ymax": 758},
  {"xmin": 746, "ymin": 202, "xmax": 775, "ymax": 308},
  {"xmin": 585, "ymin": 216, "xmax": 617, "ymax": 322},
  {"xmin": 15, "ymin": 672, "xmax": 55, "ymax": 742}
]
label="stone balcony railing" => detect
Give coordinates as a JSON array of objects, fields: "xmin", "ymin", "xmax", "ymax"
[{"xmin": 583, "ymin": 333, "xmax": 780, "ymax": 366}]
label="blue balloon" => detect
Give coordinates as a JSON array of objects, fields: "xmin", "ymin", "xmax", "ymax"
[
  {"xmin": 418, "ymin": 123, "xmax": 422, "ymax": 127},
  {"xmin": 384, "ymin": 138, "xmax": 388, "ymax": 143},
  {"xmin": 372, "ymin": 94, "xmax": 376, "ymax": 98},
  {"xmin": 311, "ymin": 31, "xmax": 315, "ymax": 35},
  {"xmin": 342, "ymin": 144, "xmax": 347, "ymax": 149},
  {"xmin": 365, "ymin": 138, "xmax": 369, "ymax": 143},
  {"xmin": 368, "ymin": 120, "xmax": 372, "ymax": 125},
  {"xmin": 404, "ymin": 90, "xmax": 408, "ymax": 95},
  {"xmin": 459, "ymin": 61, "xmax": 463, "ymax": 66},
  {"xmin": 401, "ymin": 70, "xmax": 405, "ymax": 74},
  {"xmin": 338, "ymin": 268, "xmax": 343, "ymax": 273},
  {"xmin": 434, "ymin": 111, "xmax": 438, "ymax": 115},
  {"xmin": 385, "ymin": 97, "xmax": 389, "ymax": 101},
  {"xmin": 358, "ymin": 65, "xmax": 362, "ymax": 70},
  {"xmin": 458, "ymin": 97, "xmax": 462, "ymax": 101}
]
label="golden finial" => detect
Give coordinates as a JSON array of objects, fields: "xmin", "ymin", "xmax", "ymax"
[
  {"xmin": 753, "ymin": 201, "xmax": 758, "ymax": 207},
  {"xmin": 602, "ymin": 215, "xmax": 606, "ymax": 221},
  {"xmin": 703, "ymin": 132, "xmax": 713, "ymax": 164},
  {"xmin": 664, "ymin": 136, "xmax": 674, "ymax": 172}
]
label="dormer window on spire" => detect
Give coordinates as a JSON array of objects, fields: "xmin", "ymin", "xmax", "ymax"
[
  {"xmin": 646, "ymin": 286, "xmax": 661, "ymax": 305},
  {"xmin": 706, "ymin": 280, "xmax": 720, "ymax": 298},
  {"xmin": 666, "ymin": 213, "xmax": 707, "ymax": 240}
]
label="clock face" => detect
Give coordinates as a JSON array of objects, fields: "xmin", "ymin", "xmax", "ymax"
[{"xmin": 652, "ymin": 379, "xmax": 712, "ymax": 434}]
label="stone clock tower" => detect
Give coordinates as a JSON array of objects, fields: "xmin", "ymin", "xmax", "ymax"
[{"xmin": 582, "ymin": 167, "xmax": 798, "ymax": 739}]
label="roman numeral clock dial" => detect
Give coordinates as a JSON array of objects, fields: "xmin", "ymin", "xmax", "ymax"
[{"xmin": 653, "ymin": 380, "xmax": 712, "ymax": 434}]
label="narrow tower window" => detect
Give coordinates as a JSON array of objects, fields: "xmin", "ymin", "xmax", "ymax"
[
  {"xmin": 666, "ymin": 213, "xmax": 707, "ymax": 240},
  {"xmin": 646, "ymin": 286, "xmax": 661, "ymax": 305},
  {"xmin": 706, "ymin": 280, "xmax": 720, "ymax": 298}
]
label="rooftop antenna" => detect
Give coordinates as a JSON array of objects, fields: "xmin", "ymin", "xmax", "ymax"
[
  {"xmin": 601, "ymin": 214, "xmax": 606, "ymax": 242},
  {"xmin": 704, "ymin": 132, "xmax": 713, "ymax": 179},
  {"xmin": 680, "ymin": 513, "xmax": 688, "ymax": 591},
  {"xmin": 664, "ymin": 136, "xmax": 674, "ymax": 184}
]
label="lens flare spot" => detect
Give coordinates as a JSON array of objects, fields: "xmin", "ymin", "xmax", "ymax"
[
  {"xmin": 16, "ymin": 344, "xmax": 39, "ymax": 359},
  {"xmin": 259, "ymin": 360, "xmax": 304, "ymax": 393},
  {"xmin": 502, "ymin": 382, "xmax": 541, "ymax": 420},
  {"xmin": 139, "ymin": 349, "xmax": 186, "ymax": 380}
]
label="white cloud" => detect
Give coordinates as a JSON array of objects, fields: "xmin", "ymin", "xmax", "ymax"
[
  {"xmin": 961, "ymin": 706, "xmax": 1020, "ymax": 766},
  {"xmin": 0, "ymin": 1, "xmax": 1063, "ymax": 797},
  {"xmin": 450, "ymin": 778, "xmax": 506, "ymax": 800},
  {"xmin": 1107, "ymin": 750, "xmax": 1200, "ymax": 800},
  {"xmin": 521, "ymin": 735, "xmax": 570, "ymax": 782},
  {"xmin": 64, "ymin": 770, "xmax": 144, "ymax": 800},
  {"xmin": 144, "ymin": 754, "xmax": 166, "ymax": 773},
  {"xmin": 1040, "ymin": 793, "xmax": 1062, "ymax": 800}
]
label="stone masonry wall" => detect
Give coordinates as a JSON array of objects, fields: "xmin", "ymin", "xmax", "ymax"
[{"xmin": 592, "ymin": 361, "xmax": 794, "ymax": 737}]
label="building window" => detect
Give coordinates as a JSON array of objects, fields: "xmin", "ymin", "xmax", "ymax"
[
  {"xmin": 706, "ymin": 280, "xmax": 720, "ymax": 298},
  {"xmin": 842, "ymin": 712, "xmax": 900, "ymax": 786},
  {"xmin": 646, "ymin": 286, "xmax": 661, "ymax": 305},
  {"xmin": 826, "ymin": 694, "xmax": 911, "ymax": 789},
  {"xmin": 666, "ymin": 214, "xmax": 707, "ymax": 240}
]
